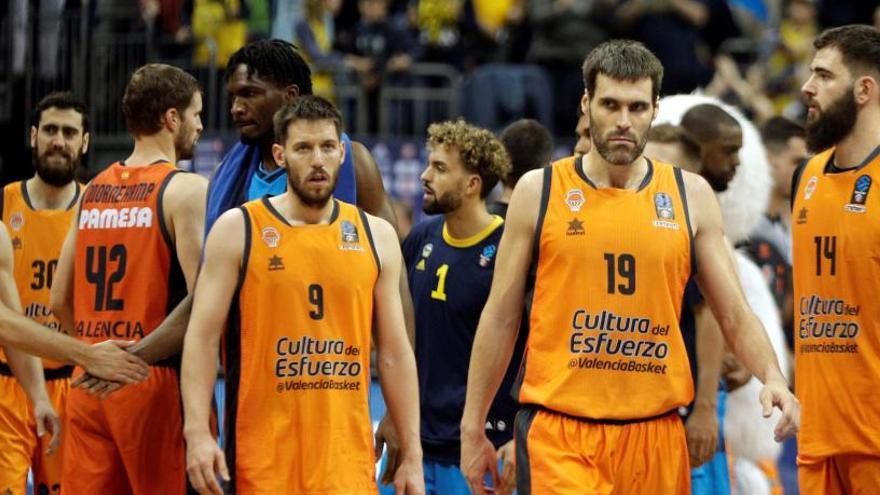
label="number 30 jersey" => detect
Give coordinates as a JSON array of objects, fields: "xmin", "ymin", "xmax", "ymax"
[
  {"xmin": 518, "ymin": 156, "xmax": 694, "ymax": 421},
  {"xmin": 791, "ymin": 147, "xmax": 880, "ymax": 458},
  {"xmin": 73, "ymin": 161, "xmax": 186, "ymax": 345}
]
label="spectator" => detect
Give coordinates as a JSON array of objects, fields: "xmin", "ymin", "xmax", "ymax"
[
  {"xmin": 492, "ymin": 118, "xmax": 553, "ymax": 217},
  {"xmin": 763, "ymin": 0, "xmax": 817, "ymax": 115},
  {"xmin": 192, "ymin": 0, "xmax": 247, "ymax": 67}
]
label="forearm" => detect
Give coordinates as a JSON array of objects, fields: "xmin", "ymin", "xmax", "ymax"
[
  {"xmin": 461, "ymin": 310, "xmax": 519, "ymax": 433},
  {"xmin": 4, "ymin": 348, "xmax": 49, "ymax": 404},
  {"xmin": 181, "ymin": 328, "xmax": 220, "ymax": 437},
  {"xmin": 399, "ymin": 269, "xmax": 415, "ymax": 347},
  {"xmin": 722, "ymin": 309, "xmax": 784, "ymax": 384},
  {"xmin": 377, "ymin": 342, "xmax": 421, "ymax": 458},
  {"xmin": 127, "ymin": 295, "xmax": 193, "ymax": 363},
  {"xmin": 693, "ymin": 304, "xmax": 724, "ymax": 410},
  {"xmin": 0, "ymin": 304, "xmax": 89, "ymax": 366}
]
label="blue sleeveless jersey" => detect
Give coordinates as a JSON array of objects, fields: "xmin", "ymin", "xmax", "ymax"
[{"xmin": 402, "ymin": 216, "xmax": 526, "ymax": 464}]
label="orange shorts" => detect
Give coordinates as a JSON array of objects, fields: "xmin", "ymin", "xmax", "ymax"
[
  {"xmin": 515, "ymin": 408, "xmax": 690, "ymax": 495},
  {"xmin": 0, "ymin": 367, "xmax": 70, "ymax": 495},
  {"xmin": 798, "ymin": 453, "xmax": 880, "ymax": 494},
  {"xmin": 61, "ymin": 365, "xmax": 186, "ymax": 495}
]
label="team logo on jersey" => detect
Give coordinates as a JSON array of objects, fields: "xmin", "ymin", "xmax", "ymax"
[
  {"xmin": 654, "ymin": 192, "xmax": 675, "ymax": 220},
  {"xmin": 845, "ymin": 175, "xmax": 871, "ymax": 213},
  {"xmin": 120, "ymin": 170, "xmax": 130, "ymax": 180},
  {"xmin": 11, "ymin": 237, "xmax": 21, "ymax": 250},
  {"xmin": 796, "ymin": 207, "xmax": 808, "ymax": 225},
  {"xmin": 804, "ymin": 176, "xmax": 818, "ymax": 200},
  {"xmin": 421, "ymin": 243, "xmax": 434, "ymax": 259},
  {"xmin": 268, "ymin": 254, "xmax": 285, "ymax": 271},
  {"xmin": 415, "ymin": 259, "xmax": 426, "ymax": 271},
  {"xmin": 339, "ymin": 220, "xmax": 364, "ymax": 251},
  {"xmin": 8, "ymin": 212, "xmax": 23, "ymax": 231},
  {"xmin": 261, "ymin": 227, "xmax": 281, "ymax": 248},
  {"xmin": 566, "ymin": 189, "xmax": 585, "ymax": 212},
  {"xmin": 566, "ymin": 218, "xmax": 585, "ymax": 236},
  {"xmin": 478, "ymin": 244, "xmax": 497, "ymax": 267}
]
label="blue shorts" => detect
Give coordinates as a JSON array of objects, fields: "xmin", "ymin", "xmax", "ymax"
[
  {"xmin": 377, "ymin": 456, "xmax": 510, "ymax": 495},
  {"xmin": 690, "ymin": 389, "xmax": 731, "ymax": 495}
]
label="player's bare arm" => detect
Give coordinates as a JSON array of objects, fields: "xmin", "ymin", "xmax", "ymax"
[
  {"xmin": 367, "ymin": 213, "xmax": 425, "ymax": 495},
  {"xmin": 460, "ymin": 168, "xmax": 540, "ymax": 494},
  {"xmin": 684, "ymin": 170, "xmax": 799, "ymax": 440},
  {"xmin": 0, "ymin": 222, "xmax": 61, "ymax": 454},
  {"xmin": 181, "ymin": 208, "xmax": 244, "ymax": 495}
]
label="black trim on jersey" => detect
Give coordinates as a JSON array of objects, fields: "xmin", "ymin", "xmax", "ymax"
[
  {"xmin": 514, "ymin": 408, "xmax": 538, "ymax": 495},
  {"xmin": 790, "ymin": 160, "xmax": 808, "ymax": 211},
  {"xmin": 223, "ymin": 290, "xmax": 243, "ymax": 491},
  {"xmin": 824, "ymin": 144, "xmax": 880, "ymax": 174},
  {"xmin": 358, "ymin": 208, "xmax": 381, "ymax": 273},
  {"xmin": 66, "ymin": 182, "xmax": 81, "ymax": 210},
  {"xmin": 157, "ymin": 169, "xmax": 182, "ymax": 250},
  {"xmin": 511, "ymin": 168, "xmax": 552, "ymax": 399},
  {"xmin": 0, "ymin": 362, "xmax": 73, "ymax": 380},
  {"xmin": 521, "ymin": 402, "xmax": 679, "ymax": 425},
  {"xmin": 260, "ymin": 197, "xmax": 341, "ymax": 226},
  {"xmin": 575, "ymin": 155, "xmax": 654, "ymax": 191},
  {"xmin": 20, "ymin": 180, "xmax": 34, "ymax": 210},
  {"xmin": 238, "ymin": 207, "xmax": 252, "ymax": 290},
  {"xmin": 674, "ymin": 167, "xmax": 697, "ymax": 275}
]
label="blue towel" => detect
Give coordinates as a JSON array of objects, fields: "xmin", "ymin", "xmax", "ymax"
[{"xmin": 205, "ymin": 133, "xmax": 358, "ymax": 237}]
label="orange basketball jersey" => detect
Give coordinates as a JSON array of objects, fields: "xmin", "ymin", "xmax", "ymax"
[
  {"xmin": 791, "ymin": 148, "xmax": 880, "ymax": 458},
  {"xmin": 517, "ymin": 156, "xmax": 694, "ymax": 420},
  {"xmin": 1, "ymin": 180, "xmax": 79, "ymax": 370},
  {"xmin": 73, "ymin": 162, "xmax": 186, "ymax": 345},
  {"xmin": 227, "ymin": 197, "xmax": 379, "ymax": 494}
]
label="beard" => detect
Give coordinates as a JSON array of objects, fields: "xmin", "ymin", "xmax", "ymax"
[
  {"xmin": 32, "ymin": 147, "xmax": 78, "ymax": 186},
  {"xmin": 590, "ymin": 117, "xmax": 649, "ymax": 166},
  {"xmin": 289, "ymin": 166, "xmax": 339, "ymax": 207},
  {"xmin": 701, "ymin": 168, "xmax": 731, "ymax": 192},
  {"xmin": 422, "ymin": 187, "xmax": 463, "ymax": 215},
  {"xmin": 805, "ymin": 88, "xmax": 858, "ymax": 153},
  {"xmin": 174, "ymin": 125, "xmax": 199, "ymax": 160}
]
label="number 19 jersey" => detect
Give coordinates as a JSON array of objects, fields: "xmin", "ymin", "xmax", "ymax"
[
  {"xmin": 791, "ymin": 148, "xmax": 880, "ymax": 458},
  {"xmin": 518, "ymin": 156, "xmax": 694, "ymax": 420}
]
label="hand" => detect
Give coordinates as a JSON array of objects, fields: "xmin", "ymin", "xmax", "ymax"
[
  {"xmin": 496, "ymin": 440, "xmax": 516, "ymax": 495},
  {"xmin": 186, "ymin": 431, "xmax": 229, "ymax": 495},
  {"xmin": 392, "ymin": 455, "xmax": 425, "ymax": 495},
  {"xmin": 82, "ymin": 340, "xmax": 149, "ymax": 383},
  {"xmin": 375, "ymin": 415, "xmax": 401, "ymax": 485},
  {"xmin": 460, "ymin": 429, "xmax": 499, "ymax": 495},
  {"xmin": 759, "ymin": 379, "xmax": 800, "ymax": 442},
  {"xmin": 685, "ymin": 403, "xmax": 718, "ymax": 467},
  {"xmin": 71, "ymin": 373, "xmax": 124, "ymax": 399},
  {"xmin": 33, "ymin": 398, "xmax": 62, "ymax": 455}
]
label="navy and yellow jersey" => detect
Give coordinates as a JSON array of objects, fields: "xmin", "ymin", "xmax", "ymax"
[{"xmin": 403, "ymin": 215, "xmax": 526, "ymax": 464}]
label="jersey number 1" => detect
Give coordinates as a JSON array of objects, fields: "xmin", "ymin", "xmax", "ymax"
[
  {"xmin": 85, "ymin": 245, "xmax": 127, "ymax": 311},
  {"xmin": 431, "ymin": 264, "xmax": 449, "ymax": 301}
]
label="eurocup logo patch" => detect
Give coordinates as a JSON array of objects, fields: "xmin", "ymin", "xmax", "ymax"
[
  {"xmin": 421, "ymin": 243, "xmax": 433, "ymax": 259},
  {"xmin": 845, "ymin": 175, "xmax": 871, "ymax": 213},
  {"xmin": 566, "ymin": 189, "xmax": 585, "ymax": 212},
  {"xmin": 341, "ymin": 220, "xmax": 359, "ymax": 243},
  {"xmin": 804, "ymin": 176, "xmax": 818, "ymax": 200},
  {"xmin": 654, "ymin": 192, "xmax": 674, "ymax": 220},
  {"xmin": 8, "ymin": 212, "xmax": 23, "ymax": 231},
  {"xmin": 261, "ymin": 227, "xmax": 280, "ymax": 248},
  {"xmin": 479, "ymin": 244, "xmax": 497, "ymax": 267}
]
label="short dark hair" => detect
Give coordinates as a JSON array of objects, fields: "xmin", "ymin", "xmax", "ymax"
[
  {"xmin": 225, "ymin": 39, "xmax": 313, "ymax": 95},
  {"xmin": 648, "ymin": 124, "xmax": 701, "ymax": 161},
  {"xmin": 33, "ymin": 91, "xmax": 90, "ymax": 133},
  {"xmin": 427, "ymin": 120, "xmax": 511, "ymax": 199},
  {"xmin": 123, "ymin": 64, "xmax": 201, "ymax": 138},
  {"xmin": 680, "ymin": 104, "xmax": 740, "ymax": 144},
  {"xmin": 814, "ymin": 25, "xmax": 880, "ymax": 77},
  {"xmin": 761, "ymin": 117, "xmax": 805, "ymax": 152},
  {"xmin": 273, "ymin": 95, "xmax": 343, "ymax": 144},
  {"xmin": 582, "ymin": 40, "xmax": 664, "ymax": 101},
  {"xmin": 499, "ymin": 119, "xmax": 553, "ymax": 188}
]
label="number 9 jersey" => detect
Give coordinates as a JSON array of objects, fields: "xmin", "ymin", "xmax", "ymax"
[{"xmin": 73, "ymin": 161, "xmax": 187, "ymax": 344}]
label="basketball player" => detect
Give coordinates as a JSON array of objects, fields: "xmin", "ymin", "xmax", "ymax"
[
  {"xmin": 794, "ymin": 24, "xmax": 880, "ymax": 492},
  {"xmin": 459, "ymin": 40, "xmax": 799, "ymax": 494},
  {"xmin": 51, "ymin": 63, "xmax": 207, "ymax": 494},
  {"xmin": 377, "ymin": 120, "xmax": 518, "ymax": 495},
  {"xmin": 181, "ymin": 96, "xmax": 423, "ymax": 494},
  {"xmin": 0, "ymin": 91, "xmax": 86, "ymax": 495},
  {"xmin": 490, "ymin": 119, "xmax": 553, "ymax": 218}
]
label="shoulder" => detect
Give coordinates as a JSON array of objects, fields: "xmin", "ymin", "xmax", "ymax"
[
  {"xmin": 207, "ymin": 207, "xmax": 247, "ymax": 244},
  {"xmin": 363, "ymin": 211, "xmax": 397, "ymax": 243},
  {"xmin": 679, "ymin": 169, "xmax": 715, "ymax": 204}
]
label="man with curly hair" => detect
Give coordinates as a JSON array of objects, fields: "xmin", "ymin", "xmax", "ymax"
[{"xmin": 378, "ymin": 120, "xmax": 522, "ymax": 495}]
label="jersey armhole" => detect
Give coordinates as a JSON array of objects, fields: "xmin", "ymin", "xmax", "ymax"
[
  {"xmin": 790, "ymin": 160, "xmax": 808, "ymax": 212},
  {"xmin": 237, "ymin": 206, "xmax": 251, "ymax": 291},
  {"xmin": 358, "ymin": 208, "xmax": 382, "ymax": 273},
  {"xmin": 157, "ymin": 169, "xmax": 182, "ymax": 249},
  {"xmin": 674, "ymin": 167, "xmax": 697, "ymax": 276},
  {"xmin": 530, "ymin": 167, "xmax": 552, "ymax": 270}
]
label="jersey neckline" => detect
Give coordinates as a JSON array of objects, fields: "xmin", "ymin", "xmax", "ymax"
[
  {"xmin": 20, "ymin": 179, "xmax": 80, "ymax": 212},
  {"xmin": 261, "ymin": 195, "xmax": 341, "ymax": 227},
  {"xmin": 442, "ymin": 215, "xmax": 503, "ymax": 248},
  {"xmin": 574, "ymin": 154, "xmax": 654, "ymax": 192}
]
